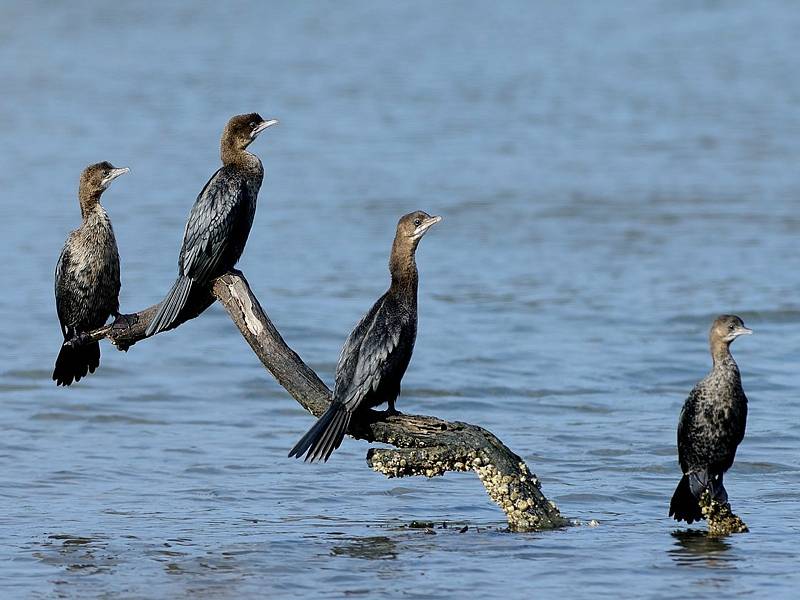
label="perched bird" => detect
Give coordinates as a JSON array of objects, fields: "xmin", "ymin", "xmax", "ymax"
[
  {"xmin": 53, "ymin": 162, "xmax": 129, "ymax": 386},
  {"xmin": 669, "ymin": 315, "xmax": 752, "ymax": 523},
  {"xmin": 289, "ymin": 211, "xmax": 442, "ymax": 462},
  {"xmin": 145, "ymin": 113, "xmax": 278, "ymax": 337}
]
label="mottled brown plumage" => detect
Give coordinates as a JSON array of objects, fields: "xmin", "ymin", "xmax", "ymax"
[
  {"xmin": 289, "ymin": 211, "xmax": 442, "ymax": 462},
  {"xmin": 145, "ymin": 113, "xmax": 278, "ymax": 337},
  {"xmin": 53, "ymin": 162, "xmax": 129, "ymax": 386},
  {"xmin": 669, "ymin": 315, "xmax": 751, "ymax": 523}
]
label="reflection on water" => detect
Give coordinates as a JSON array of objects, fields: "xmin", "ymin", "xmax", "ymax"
[
  {"xmin": 669, "ymin": 530, "xmax": 733, "ymax": 569},
  {"xmin": 33, "ymin": 534, "xmax": 116, "ymax": 576},
  {"xmin": 331, "ymin": 535, "xmax": 399, "ymax": 560}
]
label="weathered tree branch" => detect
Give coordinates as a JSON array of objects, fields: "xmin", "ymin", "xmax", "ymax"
[
  {"xmin": 85, "ymin": 269, "xmax": 566, "ymax": 531},
  {"xmin": 66, "ymin": 292, "xmax": 214, "ymax": 352}
]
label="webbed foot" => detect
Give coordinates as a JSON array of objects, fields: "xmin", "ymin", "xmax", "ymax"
[{"xmin": 112, "ymin": 312, "xmax": 133, "ymax": 333}]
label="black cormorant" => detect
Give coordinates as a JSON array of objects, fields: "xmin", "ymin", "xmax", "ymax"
[
  {"xmin": 669, "ymin": 315, "xmax": 751, "ymax": 523},
  {"xmin": 289, "ymin": 211, "xmax": 442, "ymax": 462},
  {"xmin": 53, "ymin": 161, "xmax": 129, "ymax": 386},
  {"xmin": 145, "ymin": 113, "xmax": 277, "ymax": 337}
]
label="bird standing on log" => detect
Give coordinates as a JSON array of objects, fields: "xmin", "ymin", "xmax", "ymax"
[
  {"xmin": 145, "ymin": 113, "xmax": 277, "ymax": 337},
  {"xmin": 669, "ymin": 315, "xmax": 751, "ymax": 523},
  {"xmin": 289, "ymin": 211, "xmax": 442, "ymax": 462},
  {"xmin": 53, "ymin": 162, "xmax": 129, "ymax": 386}
]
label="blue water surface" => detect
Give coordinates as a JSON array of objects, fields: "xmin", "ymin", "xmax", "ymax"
[{"xmin": 1, "ymin": 1, "xmax": 799, "ymax": 598}]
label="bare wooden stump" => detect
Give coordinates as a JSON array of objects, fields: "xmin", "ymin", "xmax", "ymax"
[{"xmin": 82, "ymin": 269, "xmax": 566, "ymax": 531}]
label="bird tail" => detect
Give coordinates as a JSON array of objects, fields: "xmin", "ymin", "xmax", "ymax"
[
  {"xmin": 669, "ymin": 475, "xmax": 703, "ymax": 524},
  {"xmin": 52, "ymin": 340, "xmax": 100, "ymax": 386},
  {"xmin": 146, "ymin": 275, "xmax": 193, "ymax": 337},
  {"xmin": 670, "ymin": 470, "xmax": 728, "ymax": 524},
  {"xmin": 288, "ymin": 403, "xmax": 352, "ymax": 463}
]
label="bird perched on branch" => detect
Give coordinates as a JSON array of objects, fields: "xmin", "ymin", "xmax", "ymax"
[
  {"xmin": 53, "ymin": 162, "xmax": 129, "ymax": 386},
  {"xmin": 669, "ymin": 315, "xmax": 752, "ymax": 524},
  {"xmin": 145, "ymin": 113, "xmax": 278, "ymax": 337},
  {"xmin": 289, "ymin": 211, "xmax": 442, "ymax": 462}
]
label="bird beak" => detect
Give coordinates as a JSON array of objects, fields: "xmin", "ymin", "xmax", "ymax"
[
  {"xmin": 102, "ymin": 167, "xmax": 130, "ymax": 187},
  {"xmin": 252, "ymin": 119, "xmax": 279, "ymax": 138},
  {"xmin": 412, "ymin": 215, "xmax": 442, "ymax": 239},
  {"xmin": 733, "ymin": 326, "xmax": 753, "ymax": 337}
]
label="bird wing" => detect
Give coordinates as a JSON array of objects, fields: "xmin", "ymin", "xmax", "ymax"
[
  {"xmin": 334, "ymin": 293, "xmax": 406, "ymax": 412},
  {"xmin": 676, "ymin": 385, "xmax": 701, "ymax": 474},
  {"xmin": 179, "ymin": 166, "xmax": 247, "ymax": 282},
  {"xmin": 54, "ymin": 242, "xmax": 76, "ymax": 337},
  {"xmin": 732, "ymin": 389, "xmax": 748, "ymax": 447}
]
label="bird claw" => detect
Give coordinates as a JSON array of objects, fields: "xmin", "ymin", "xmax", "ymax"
[
  {"xmin": 112, "ymin": 312, "xmax": 133, "ymax": 333},
  {"xmin": 111, "ymin": 313, "xmax": 134, "ymax": 351},
  {"xmin": 64, "ymin": 331, "xmax": 91, "ymax": 349}
]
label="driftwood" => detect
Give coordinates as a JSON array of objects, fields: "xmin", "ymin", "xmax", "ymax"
[{"xmin": 82, "ymin": 269, "xmax": 566, "ymax": 531}]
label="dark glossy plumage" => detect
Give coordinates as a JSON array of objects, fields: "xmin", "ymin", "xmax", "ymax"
[
  {"xmin": 146, "ymin": 113, "xmax": 276, "ymax": 337},
  {"xmin": 336, "ymin": 292, "xmax": 416, "ymax": 414},
  {"xmin": 180, "ymin": 169, "xmax": 257, "ymax": 282},
  {"xmin": 145, "ymin": 167, "xmax": 259, "ymax": 334},
  {"xmin": 53, "ymin": 161, "xmax": 128, "ymax": 386},
  {"xmin": 289, "ymin": 211, "xmax": 441, "ymax": 462},
  {"xmin": 670, "ymin": 315, "xmax": 751, "ymax": 523}
]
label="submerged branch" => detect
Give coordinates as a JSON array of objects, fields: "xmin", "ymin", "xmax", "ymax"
[{"xmin": 81, "ymin": 269, "xmax": 566, "ymax": 531}]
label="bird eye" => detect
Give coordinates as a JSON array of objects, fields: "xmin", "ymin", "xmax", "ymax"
[
  {"xmin": 728, "ymin": 323, "xmax": 736, "ymax": 330},
  {"xmin": 414, "ymin": 218, "xmax": 421, "ymax": 226}
]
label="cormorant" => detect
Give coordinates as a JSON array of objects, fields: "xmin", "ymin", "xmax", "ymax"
[
  {"xmin": 289, "ymin": 211, "xmax": 442, "ymax": 462},
  {"xmin": 53, "ymin": 161, "xmax": 129, "ymax": 386},
  {"xmin": 669, "ymin": 315, "xmax": 752, "ymax": 523},
  {"xmin": 145, "ymin": 113, "xmax": 278, "ymax": 337}
]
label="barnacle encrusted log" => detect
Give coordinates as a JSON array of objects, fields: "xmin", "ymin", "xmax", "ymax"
[
  {"xmin": 366, "ymin": 436, "xmax": 557, "ymax": 532},
  {"xmin": 80, "ymin": 269, "xmax": 566, "ymax": 531},
  {"xmin": 699, "ymin": 490, "xmax": 748, "ymax": 536}
]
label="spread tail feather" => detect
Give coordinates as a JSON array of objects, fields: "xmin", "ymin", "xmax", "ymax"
[
  {"xmin": 288, "ymin": 403, "xmax": 351, "ymax": 463},
  {"xmin": 146, "ymin": 276, "xmax": 193, "ymax": 337},
  {"xmin": 670, "ymin": 475, "xmax": 703, "ymax": 524},
  {"xmin": 52, "ymin": 340, "xmax": 100, "ymax": 387}
]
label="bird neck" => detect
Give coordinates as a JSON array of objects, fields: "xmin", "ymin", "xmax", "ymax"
[
  {"xmin": 221, "ymin": 141, "xmax": 261, "ymax": 169},
  {"xmin": 389, "ymin": 239, "xmax": 419, "ymax": 300},
  {"xmin": 78, "ymin": 191, "xmax": 103, "ymax": 221},
  {"xmin": 710, "ymin": 339, "xmax": 737, "ymax": 371}
]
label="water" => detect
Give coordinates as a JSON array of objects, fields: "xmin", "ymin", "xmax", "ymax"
[{"xmin": 1, "ymin": 0, "xmax": 799, "ymax": 597}]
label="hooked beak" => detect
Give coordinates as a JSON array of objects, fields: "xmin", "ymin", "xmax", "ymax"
[
  {"xmin": 252, "ymin": 119, "xmax": 279, "ymax": 138},
  {"xmin": 726, "ymin": 325, "xmax": 753, "ymax": 342},
  {"xmin": 102, "ymin": 167, "xmax": 130, "ymax": 188},
  {"xmin": 412, "ymin": 215, "xmax": 442, "ymax": 239}
]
